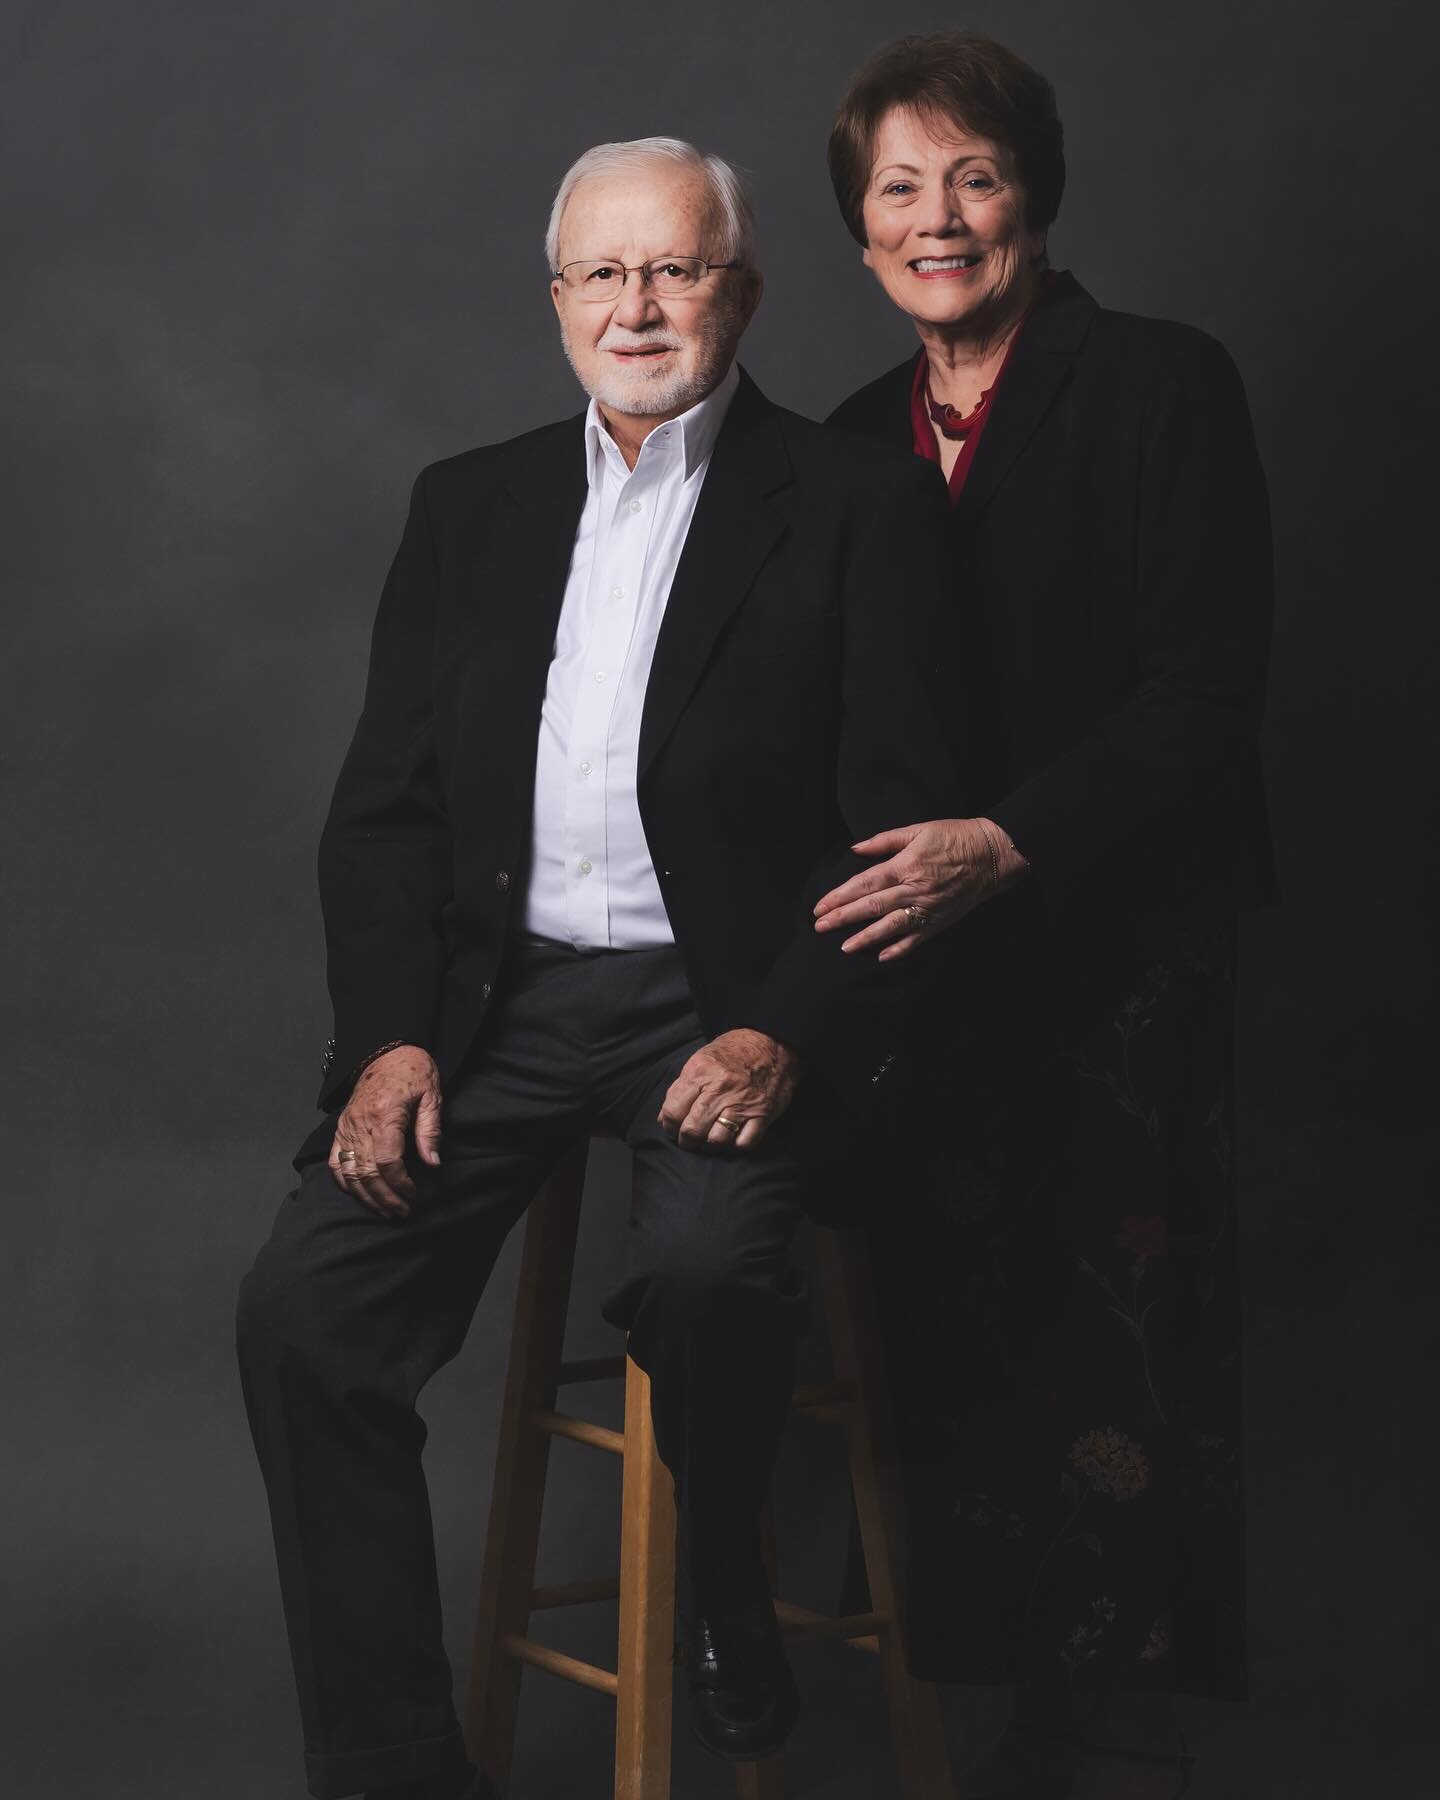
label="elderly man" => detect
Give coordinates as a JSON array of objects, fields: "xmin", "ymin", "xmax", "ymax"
[{"xmin": 236, "ymin": 137, "xmax": 957, "ymax": 1800}]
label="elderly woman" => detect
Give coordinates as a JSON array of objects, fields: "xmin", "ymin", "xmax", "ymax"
[{"xmin": 816, "ymin": 32, "xmax": 1275, "ymax": 1800}]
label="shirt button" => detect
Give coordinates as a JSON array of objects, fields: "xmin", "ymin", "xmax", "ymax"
[
  {"xmin": 628, "ymin": 499, "xmax": 642, "ymax": 514},
  {"xmin": 494, "ymin": 870, "xmax": 510, "ymax": 892},
  {"xmin": 593, "ymin": 670, "xmax": 607, "ymax": 683},
  {"xmin": 578, "ymin": 858, "xmax": 593, "ymax": 875},
  {"xmin": 610, "ymin": 585, "xmax": 625, "ymax": 601},
  {"xmin": 578, "ymin": 759, "xmax": 592, "ymax": 775}
]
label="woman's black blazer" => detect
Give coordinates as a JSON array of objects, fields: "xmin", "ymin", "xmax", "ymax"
[{"xmin": 828, "ymin": 270, "xmax": 1278, "ymax": 960}]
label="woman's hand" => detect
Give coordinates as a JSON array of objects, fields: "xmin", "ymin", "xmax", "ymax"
[{"xmin": 813, "ymin": 818, "xmax": 1028, "ymax": 961}]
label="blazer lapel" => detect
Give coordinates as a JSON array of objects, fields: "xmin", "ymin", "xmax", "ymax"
[
  {"xmin": 953, "ymin": 270, "xmax": 1098, "ymax": 522},
  {"xmin": 489, "ymin": 414, "xmax": 589, "ymax": 797},
  {"xmin": 498, "ymin": 412, "xmax": 589, "ymax": 630},
  {"xmin": 637, "ymin": 369, "xmax": 792, "ymax": 777},
  {"xmin": 864, "ymin": 363, "xmax": 918, "ymax": 455}
]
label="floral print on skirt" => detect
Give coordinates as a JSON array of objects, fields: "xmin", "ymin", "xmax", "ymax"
[{"xmin": 862, "ymin": 919, "xmax": 1246, "ymax": 1699}]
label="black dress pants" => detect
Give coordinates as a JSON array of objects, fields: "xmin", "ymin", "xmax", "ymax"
[{"xmin": 235, "ymin": 936, "xmax": 829, "ymax": 1798}]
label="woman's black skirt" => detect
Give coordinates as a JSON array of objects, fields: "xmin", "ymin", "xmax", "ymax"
[{"xmin": 858, "ymin": 916, "xmax": 1246, "ymax": 1699}]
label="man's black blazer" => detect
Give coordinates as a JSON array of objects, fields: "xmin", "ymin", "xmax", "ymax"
[
  {"xmin": 312, "ymin": 368, "xmax": 962, "ymax": 1121},
  {"xmin": 828, "ymin": 270, "xmax": 1277, "ymax": 960}
]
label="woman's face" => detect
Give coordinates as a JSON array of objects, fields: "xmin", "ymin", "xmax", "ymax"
[{"xmin": 860, "ymin": 106, "xmax": 1044, "ymax": 331}]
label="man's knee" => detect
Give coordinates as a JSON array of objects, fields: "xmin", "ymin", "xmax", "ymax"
[
  {"xmin": 614, "ymin": 1236, "xmax": 810, "ymax": 1413},
  {"xmin": 235, "ymin": 1250, "xmax": 292, "ymax": 1377},
  {"xmin": 632, "ymin": 1222, "xmax": 807, "ymax": 1333},
  {"xmin": 234, "ymin": 1224, "xmax": 338, "ymax": 1382}
]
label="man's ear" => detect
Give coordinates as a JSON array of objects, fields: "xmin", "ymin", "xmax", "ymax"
[{"xmin": 549, "ymin": 278, "xmax": 564, "ymax": 319}]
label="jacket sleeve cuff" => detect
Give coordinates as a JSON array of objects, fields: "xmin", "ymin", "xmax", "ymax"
[{"xmin": 315, "ymin": 1015, "xmax": 437, "ymax": 1113}]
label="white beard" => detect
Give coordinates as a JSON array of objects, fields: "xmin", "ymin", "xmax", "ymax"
[
  {"xmin": 561, "ymin": 305, "xmax": 738, "ymax": 418},
  {"xmin": 583, "ymin": 355, "xmax": 712, "ymax": 417}
]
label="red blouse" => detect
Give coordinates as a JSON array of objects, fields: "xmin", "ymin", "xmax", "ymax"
[{"xmin": 909, "ymin": 308, "xmax": 1030, "ymax": 502}]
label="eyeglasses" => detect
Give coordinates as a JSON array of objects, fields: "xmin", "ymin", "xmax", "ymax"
[{"xmin": 553, "ymin": 256, "xmax": 740, "ymax": 302}]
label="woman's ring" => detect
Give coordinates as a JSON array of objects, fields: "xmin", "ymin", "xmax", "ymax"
[
  {"xmin": 716, "ymin": 1112, "xmax": 743, "ymax": 1132},
  {"xmin": 338, "ymin": 1149, "xmax": 359, "ymax": 1164},
  {"xmin": 904, "ymin": 903, "xmax": 929, "ymax": 929}
]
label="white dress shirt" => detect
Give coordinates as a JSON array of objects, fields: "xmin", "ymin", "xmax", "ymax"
[{"xmin": 524, "ymin": 361, "xmax": 740, "ymax": 948}]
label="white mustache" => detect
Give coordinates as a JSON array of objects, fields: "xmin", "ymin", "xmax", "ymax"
[{"xmin": 598, "ymin": 333, "xmax": 682, "ymax": 353}]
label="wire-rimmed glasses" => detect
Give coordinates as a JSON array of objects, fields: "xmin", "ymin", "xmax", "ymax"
[{"xmin": 553, "ymin": 256, "xmax": 740, "ymax": 301}]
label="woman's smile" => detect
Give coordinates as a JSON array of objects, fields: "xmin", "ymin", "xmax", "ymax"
[{"xmin": 909, "ymin": 254, "xmax": 984, "ymax": 279}]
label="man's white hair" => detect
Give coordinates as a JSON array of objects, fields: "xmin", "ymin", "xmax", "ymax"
[{"xmin": 545, "ymin": 136, "xmax": 758, "ymax": 273}]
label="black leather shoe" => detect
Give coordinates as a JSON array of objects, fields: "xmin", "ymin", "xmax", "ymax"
[{"xmin": 681, "ymin": 1549, "xmax": 799, "ymax": 1761}]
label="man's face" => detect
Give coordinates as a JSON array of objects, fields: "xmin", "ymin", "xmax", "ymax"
[{"xmin": 550, "ymin": 163, "xmax": 759, "ymax": 419}]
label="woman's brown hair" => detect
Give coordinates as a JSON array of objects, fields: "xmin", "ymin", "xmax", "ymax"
[{"xmin": 828, "ymin": 31, "xmax": 1066, "ymax": 247}]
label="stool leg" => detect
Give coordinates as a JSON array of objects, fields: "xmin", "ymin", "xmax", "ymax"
[
  {"xmin": 734, "ymin": 1755, "xmax": 786, "ymax": 1800},
  {"xmin": 465, "ymin": 1145, "xmax": 589, "ymax": 1794},
  {"xmin": 817, "ymin": 1230, "xmax": 955, "ymax": 1800},
  {"xmin": 615, "ymin": 1354, "xmax": 676, "ymax": 1800}
]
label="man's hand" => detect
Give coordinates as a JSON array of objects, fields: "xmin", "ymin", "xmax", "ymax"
[
  {"xmin": 812, "ymin": 817, "xmax": 1028, "ymax": 961},
  {"xmin": 328, "ymin": 1044, "xmax": 442, "ymax": 1219},
  {"xmin": 658, "ymin": 1028, "xmax": 801, "ymax": 1152}
]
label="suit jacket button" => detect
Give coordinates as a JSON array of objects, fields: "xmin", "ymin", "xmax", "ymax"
[
  {"xmin": 480, "ymin": 981, "xmax": 492, "ymax": 1001},
  {"xmin": 495, "ymin": 870, "xmax": 510, "ymax": 893}
]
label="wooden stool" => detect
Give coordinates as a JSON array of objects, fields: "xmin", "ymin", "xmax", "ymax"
[{"xmin": 464, "ymin": 1141, "xmax": 954, "ymax": 1800}]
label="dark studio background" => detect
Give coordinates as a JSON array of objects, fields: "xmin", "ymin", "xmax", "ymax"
[{"xmin": 3, "ymin": 3, "xmax": 1436, "ymax": 1796}]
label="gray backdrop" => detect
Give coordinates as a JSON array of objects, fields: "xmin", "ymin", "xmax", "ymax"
[{"xmin": 3, "ymin": 2, "xmax": 1435, "ymax": 1796}]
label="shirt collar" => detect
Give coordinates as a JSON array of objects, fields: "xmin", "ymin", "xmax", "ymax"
[{"xmin": 583, "ymin": 358, "xmax": 740, "ymax": 488}]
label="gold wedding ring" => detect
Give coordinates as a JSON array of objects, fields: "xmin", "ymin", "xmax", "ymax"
[
  {"xmin": 338, "ymin": 1150, "xmax": 359, "ymax": 1163},
  {"xmin": 716, "ymin": 1112, "xmax": 743, "ymax": 1132},
  {"xmin": 904, "ymin": 903, "xmax": 929, "ymax": 928}
]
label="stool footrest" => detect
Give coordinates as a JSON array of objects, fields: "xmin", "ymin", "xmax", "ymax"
[
  {"xmin": 500, "ymin": 1631, "xmax": 620, "ymax": 1697},
  {"xmin": 774, "ymin": 1598, "xmax": 886, "ymax": 1652},
  {"xmin": 530, "ymin": 1576, "xmax": 621, "ymax": 1609},
  {"xmin": 531, "ymin": 1409, "xmax": 625, "ymax": 1455}
]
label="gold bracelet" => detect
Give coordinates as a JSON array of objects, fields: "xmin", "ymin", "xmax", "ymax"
[
  {"xmin": 978, "ymin": 819, "xmax": 1000, "ymax": 891},
  {"xmin": 356, "ymin": 1038, "xmax": 408, "ymax": 1074}
]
